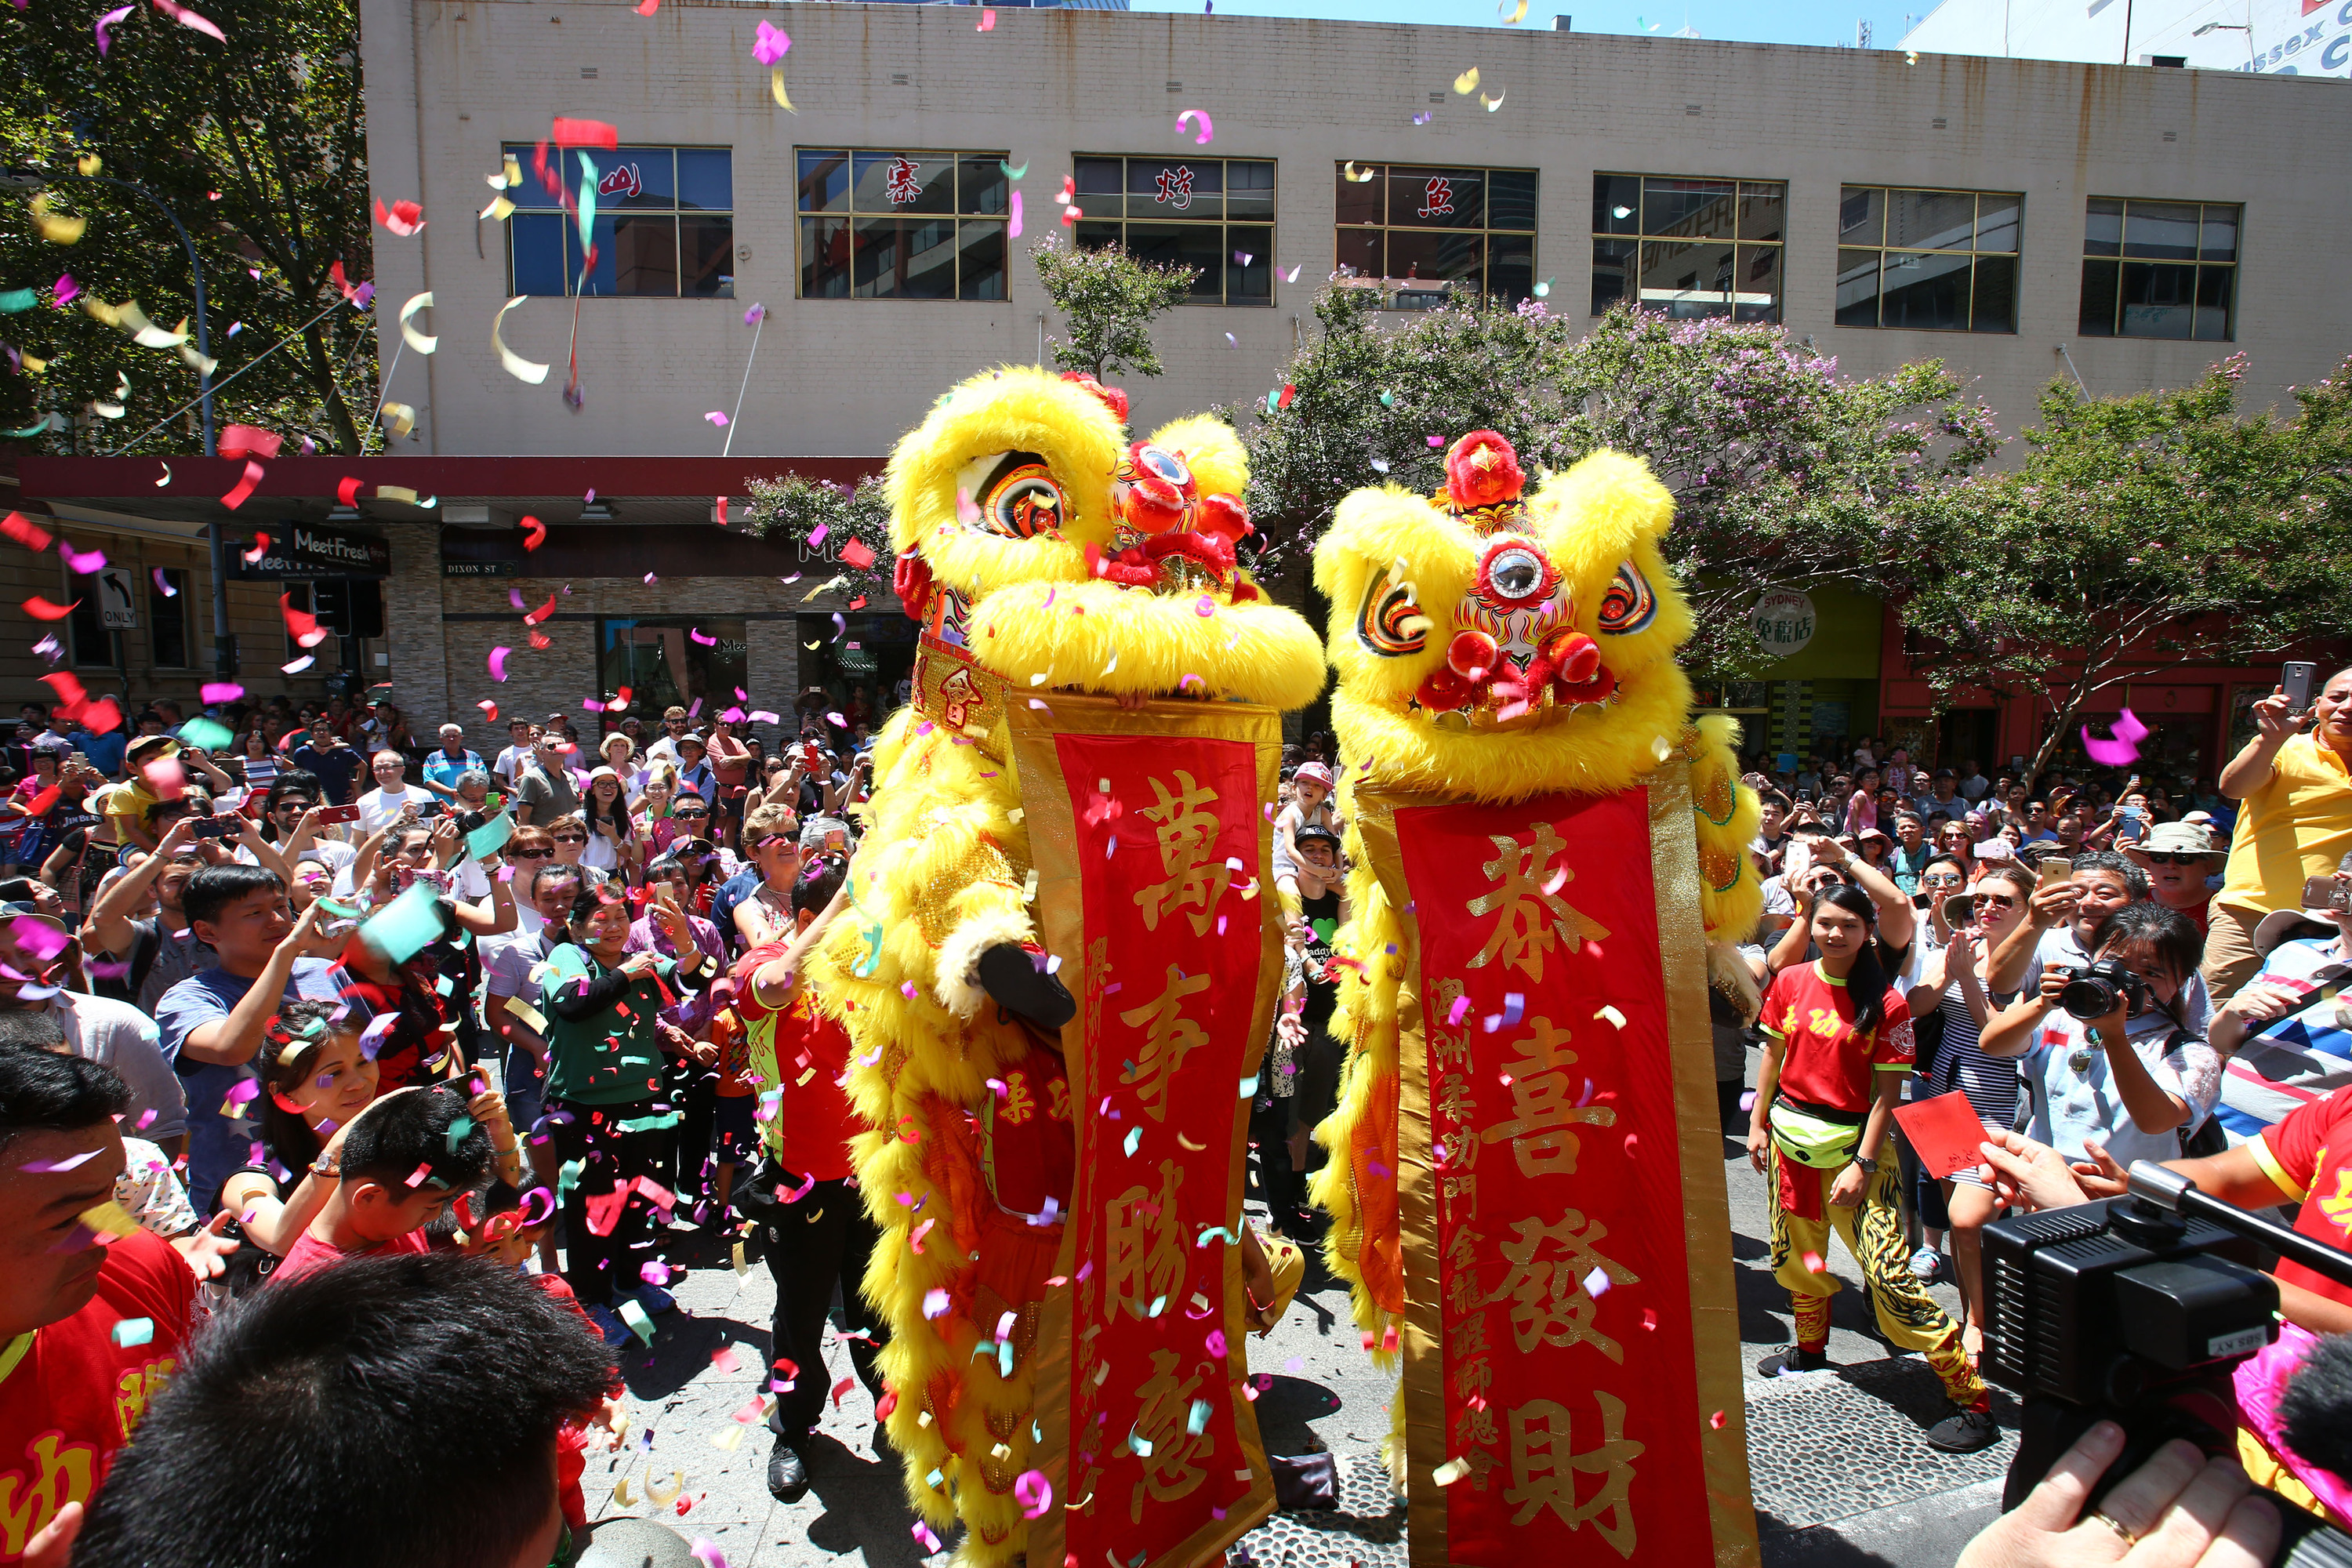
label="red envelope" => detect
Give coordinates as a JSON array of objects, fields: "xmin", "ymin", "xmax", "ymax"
[{"xmin": 1893, "ymin": 1091, "xmax": 1991, "ymax": 1180}]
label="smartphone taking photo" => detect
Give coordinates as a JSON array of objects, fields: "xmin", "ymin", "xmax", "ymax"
[{"xmin": 2283, "ymin": 661, "xmax": 2319, "ymax": 713}]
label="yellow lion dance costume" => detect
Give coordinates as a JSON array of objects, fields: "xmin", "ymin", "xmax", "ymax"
[
  {"xmin": 1307, "ymin": 430, "xmax": 1764, "ymax": 1494},
  {"xmin": 806, "ymin": 367, "xmax": 1323, "ymax": 1565}
]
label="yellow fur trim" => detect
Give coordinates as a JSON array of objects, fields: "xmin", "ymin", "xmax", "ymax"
[
  {"xmin": 973, "ymin": 580, "xmax": 1327, "ymax": 710},
  {"xmin": 1145, "ymin": 412, "xmax": 1248, "ymax": 499},
  {"xmin": 886, "ymin": 364, "xmax": 1125, "ymax": 564}
]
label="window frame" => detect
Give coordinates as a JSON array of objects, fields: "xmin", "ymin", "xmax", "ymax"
[
  {"xmin": 148, "ymin": 567, "xmax": 191, "ymax": 670},
  {"xmin": 2077, "ymin": 196, "xmax": 2239, "ymax": 343},
  {"xmin": 596, "ymin": 616, "xmax": 750, "ymax": 716},
  {"xmin": 1833, "ymin": 184, "xmax": 2024, "ymax": 335},
  {"xmin": 1069, "ymin": 154, "xmax": 1278, "ymax": 307},
  {"xmin": 794, "ymin": 148, "xmax": 1014, "ymax": 303},
  {"xmin": 1588, "ymin": 172, "xmax": 1787, "ymax": 322},
  {"xmin": 501, "ymin": 143, "xmax": 736, "ymax": 300},
  {"xmin": 1331, "ymin": 162, "xmax": 1539, "ymax": 310}
]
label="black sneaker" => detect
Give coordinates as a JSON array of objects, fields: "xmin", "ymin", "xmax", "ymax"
[
  {"xmin": 1755, "ymin": 1345, "xmax": 1831, "ymax": 1377},
  {"xmin": 1925, "ymin": 1405, "xmax": 1998, "ymax": 1453},
  {"xmin": 767, "ymin": 1436, "xmax": 811, "ymax": 1502}
]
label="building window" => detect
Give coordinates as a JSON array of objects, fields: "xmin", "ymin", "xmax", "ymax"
[
  {"xmin": 503, "ymin": 144, "xmax": 735, "ymax": 298},
  {"xmin": 1334, "ymin": 163, "xmax": 1537, "ymax": 308},
  {"xmin": 598, "ymin": 618, "xmax": 748, "ymax": 717},
  {"xmin": 1835, "ymin": 186, "xmax": 2020, "ymax": 332},
  {"xmin": 66, "ymin": 567, "xmax": 111, "ymax": 670},
  {"xmin": 796, "ymin": 151, "xmax": 1011, "ymax": 301},
  {"xmin": 1590, "ymin": 174, "xmax": 1784, "ymax": 321},
  {"xmin": 150, "ymin": 568, "xmax": 190, "ymax": 670},
  {"xmin": 1069, "ymin": 157, "xmax": 1276, "ymax": 307},
  {"xmin": 2078, "ymin": 198, "xmax": 2238, "ymax": 342}
]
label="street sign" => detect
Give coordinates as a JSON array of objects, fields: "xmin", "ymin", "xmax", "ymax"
[{"xmin": 96, "ymin": 568, "xmax": 137, "ymax": 629}]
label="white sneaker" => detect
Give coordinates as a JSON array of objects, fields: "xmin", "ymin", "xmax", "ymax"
[{"xmin": 1908, "ymin": 1246, "xmax": 1944, "ymax": 1283}]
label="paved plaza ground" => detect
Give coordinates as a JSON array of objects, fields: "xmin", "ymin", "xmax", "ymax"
[{"xmin": 578, "ymin": 1109, "xmax": 2016, "ymax": 1568}]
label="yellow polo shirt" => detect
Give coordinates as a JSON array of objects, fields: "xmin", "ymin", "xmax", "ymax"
[{"xmin": 2219, "ymin": 733, "xmax": 2352, "ymax": 913}]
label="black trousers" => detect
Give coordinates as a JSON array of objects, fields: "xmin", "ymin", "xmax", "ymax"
[
  {"xmin": 760, "ymin": 1173, "xmax": 889, "ymax": 1440},
  {"xmin": 1250, "ymin": 1091, "xmax": 1304, "ymax": 1217},
  {"xmin": 661, "ymin": 1054, "xmax": 720, "ymax": 1209},
  {"xmin": 549, "ymin": 1098, "xmax": 663, "ymax": 1310}
]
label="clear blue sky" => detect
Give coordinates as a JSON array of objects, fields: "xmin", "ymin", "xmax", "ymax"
[{"xmin": 1127, "ymin": 0, "xmax": 1935, "ymax": 51}]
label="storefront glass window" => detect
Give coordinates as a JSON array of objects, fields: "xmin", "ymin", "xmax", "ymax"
[{"xmin": 598, "ymin": 618, "xmax": 748, "ymax": 719}]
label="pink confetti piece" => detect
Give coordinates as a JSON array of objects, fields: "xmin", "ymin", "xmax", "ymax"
[
  {"xmin": 751, "ymin": 18, "xmax": 790, "ymax": 64},
  {"xmin": 1501, "ymin": 992, "xmax": 1525, "ymax": 1028},
  {"xmin": 1582, "ymin": 1265, "xmax": 1610, "ymax": 1298},
  {"xmin": 689, "ymin": 1541, "xmax": 730, "ymax": 1568},
  {"xmin": 1542, "ymin": 866, "xmax": 1568, "ymax": 895},
  {"xmin": 1175, "ymin": 107, "xmax": 1214, "ymax": 143},
  {"xmin": 704, "ymin": 411, "xmax": 728, "ymax": 426},
  {"xmin": 150, "ymin": 0, "xmax": 227, "ymax": 43},
  {"xmin": 728, "ymin": 1396, "xmax": 768, "ymax": 1424},
  {"xmin": 1446, "ymin": 995, "xmax": 1471, "ymax": 1026},
  {"xmin": 1194, "ymin": 595, "xmax": 1216, "ymax": 617},
  {"xmin": 976, "ymin": 3, "xmax": 995, "ymax": 25},
  {"xmin": 1008, "ymin": 190, "xmax": 1023, "ymax": 237},
  {"xmin": 200, "ymin": 681, "xmax": 242, "ymax": 704},
  {"xmin": 94, "ymin": 4, "xmax": 132, "ymax": 53},
  {"xmin": 19, "ymin": 1148, "xmax": 102, "ymax": 1173},
  {"xmin": 1205, "ymin": 1329, "xmax": 1227, "ymax": 1357},
  {"xmin": 151, "ymin": 568, "xmax": 177, "ymax": 596},
  {"xmin": 488, "ymin": 646, "xmax": 511, "ymax": 681},
  {"xmin": 912, "ymin": 1523, "xmax": 942, "ymax": 1553},
  {"xmin": 910, "ymin": 1217, "xmax": 935, "ymax": 1253},
  {"xmin": 924, "ymin": 1288, "xmax": 951, "ymax": 1319},
  {"xmin": 58, "ymin": 543, "xmax": 106, "ymax": 574},
  {"xmin": 1014, "ymin": 1469, "xmax": 1052, "ymax": 1518}
]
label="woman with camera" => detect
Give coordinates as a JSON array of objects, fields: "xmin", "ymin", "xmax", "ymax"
[{"xmin": 1980, "ymin": 901, "xmax": 2223, "ymax": 1177}]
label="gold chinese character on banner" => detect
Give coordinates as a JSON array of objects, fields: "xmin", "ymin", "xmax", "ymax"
[
  {"xmin": 1105, "ymin": 1159, "xmax": 1189, "ymax": 1319},
  {"xmin": 1133, "ymin": 771, "xmax": 1232, "ymax": 935},
  {"xmin": 1488, "ymin": 1209, "xmax": 1639, "ymax": 1362},
  {"xmin": 1127, "ymin": 1348, "xmax": 1210, "ymax": 1520},
  {"xmin": 1442, "ymin": 1174, "xmax": 1479, "ymax": 1224},
  {"xmin": 1117, "ymin": 965, "xmax": 1212, "ymax": 1121},
  {"xmin": 1502, "ymin": 1392, "xmax": 1645, "ymax": 1555},
  {"xmin": 997, "ymin": 1070, "xmax": 1035, "ymax": 1126},
  {"xmin": 1436, "ymin": 1070, "xmax": 1479, "ymax": 1128},
  {"xmin": 1479, "ymin": 1018, "xmax": 1620, "ymax": 1178},
  {"xmin": 1465, "ymin": 824, "xmax": 1612, "ymax": 982}
]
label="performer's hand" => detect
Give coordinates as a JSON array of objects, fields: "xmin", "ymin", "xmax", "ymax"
[
  {"xmin": 1828, "ymin": 1161, "xmax": 1868, "ymax": 1208},
  {"xmin": 1744, "ymin": 1120, "xmax": 1769, "ymax": 1174},
  {"xmin": 1955, "ymin": 1423, "xmax": 2277, "ymax": 1568}
]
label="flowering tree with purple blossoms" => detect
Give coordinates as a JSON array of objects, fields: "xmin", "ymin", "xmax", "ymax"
[
  {"xmin": 1241, "ymin": 292, "xmax": 2002, "ymax": 678},
  {"xmin": 1896, "ymin": 354, "xmax": 2352, "ymax": 787}
]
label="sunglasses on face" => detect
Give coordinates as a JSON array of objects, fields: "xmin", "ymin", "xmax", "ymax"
[
  {"xmin": 552, "ymin": 834, "xmax": 588, "ymax": 845},
  {"xmin": 2140, "ymin": 851, "xmax": 2207, "ymax": 866},
  {"xmin": 673, "ymin": 807, "xmax": 709, "ymax": 818},
  {"xmin": 511, "ymin": 847, "xmax": 554, "ymax": 860},
  {"xmin": 1923, "ymin": 873, "xmax": 1965, "ymax": 887}
]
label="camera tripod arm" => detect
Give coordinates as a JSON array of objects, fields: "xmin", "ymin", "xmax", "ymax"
[{"xmin": 2130, "ymin": 1159, "xmax": 2352, "ymax": 1290}]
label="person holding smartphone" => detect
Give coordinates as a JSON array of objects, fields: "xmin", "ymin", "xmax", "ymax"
[{"xmin": 2202, "ymin": 664, "xmax": 2352, "ymax": 1003}]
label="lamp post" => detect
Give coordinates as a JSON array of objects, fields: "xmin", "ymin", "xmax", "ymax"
[
  {"xmin": 2, "ymin": 165, "xmax": 234, "ymax": 678},
  {"xmin": 2192, "ymin": 20, "xmax": 2256, "ymax": 68}
]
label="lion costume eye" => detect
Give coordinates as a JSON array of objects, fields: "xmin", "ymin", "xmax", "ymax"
[
  {"xmin": 1356, "ymin": 575, "xmax": 1428, "ymax": 657},
  {"xmin": 1597, "ymin": 561, "xmax": 1657, "ymax": 635},
  {"xmin": 957, "ymin": 451, "xmax": 1066, "ymax": 539}
]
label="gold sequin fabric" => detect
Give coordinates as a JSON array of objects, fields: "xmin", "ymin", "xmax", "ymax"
[{"xmin": 914, "ymin": 824, "xmax": 1025, "ymax": 947}]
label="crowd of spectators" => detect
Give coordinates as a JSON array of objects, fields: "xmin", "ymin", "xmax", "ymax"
[{"xmin": 5, "ymin": 657, "xmax": 2351, "ymax": 1564}]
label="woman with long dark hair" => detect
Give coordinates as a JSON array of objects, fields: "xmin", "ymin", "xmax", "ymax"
[{"xmin": 1747, "ymin": 880, "xmax": 1995, "ymax": 1454}]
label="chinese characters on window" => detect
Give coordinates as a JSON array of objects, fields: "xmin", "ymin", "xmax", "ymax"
[
  {"xmin": 2078, "ymin": 198, "xmax": 2238, "ymax": 341},
  {"xmin": 797, "ymin": 150, "xmax": 1011, "ymax": 300},
  {"xmin": 1835, "ymin": 186, "xmax": 2019, "ymax": 332},
  {"xmin": 1334, "ymin": 164, "xmax": 1537, "ymax": 307},
  {"xmin": 503, "ymin": 144, "xmax": 735, "ymax": 299},
  {"xmin": 1589, "ymin": 175, "xmax": 1784, "ymax": 321},
  {"xmin": 1071, "ymin": 157, "xmax": 1276, "ymax": 306}
]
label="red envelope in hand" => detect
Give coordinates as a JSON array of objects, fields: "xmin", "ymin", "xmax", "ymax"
[{"xmin": 1893, "ymin": 1091, "xmax": 1991, "ymax": 1180}]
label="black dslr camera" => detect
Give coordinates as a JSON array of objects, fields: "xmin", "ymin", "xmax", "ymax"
[
  {"xmin": 2057, "ymin": 958, "xmax": 2148, "ymax": 1021},
  {"xmin": 1982, "ymin": 1163, "xmax": 2352, "ymax": 1564}
]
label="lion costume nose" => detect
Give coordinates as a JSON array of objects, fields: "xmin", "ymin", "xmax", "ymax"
[{"xmin": 1549, "ymin": 631, "xmax": 1602, "ymax": 685}]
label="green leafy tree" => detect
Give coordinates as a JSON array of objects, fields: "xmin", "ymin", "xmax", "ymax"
[
  {"xmin": 740, "ymin": 474, "xmax": 895, "ymax": 596},
  {"xmin": 1029, "ymin": 234, "xmax": 1193, "ymax": 384},
  {"xmin": 1242, "ymin": 292, "xmax": 2001, "ymax": 677},
  {"xmin": 0, "ymin": 0, "xmax": 377, "ymax": 454},
  {"xmin": 1897, "ymin": 354, "xmax": 2352, "ymax": 786}
]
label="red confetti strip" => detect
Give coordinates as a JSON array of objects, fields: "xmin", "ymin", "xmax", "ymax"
[
  {"xmin": 22, "ymin": 596, "xmax": 77, "ymax": 621},
  {"xmin": 2, "ymin": 512, "xmax": 53, "ymax": 552},
  {"xmin": 220, "ymin": 459, "xmax": 266, "ymax": 511}
]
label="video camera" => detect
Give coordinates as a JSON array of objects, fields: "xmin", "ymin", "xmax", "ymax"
[{"xmin": 1981, "ymin": 1162, "xmax": 2352, "ymax": 1565}]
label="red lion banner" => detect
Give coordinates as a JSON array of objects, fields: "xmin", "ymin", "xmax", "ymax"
[
  {"xmin": 1352, "ymin": 770, "xmax": 1755, "ymax": 1567},
  {"xmin": 1012, "ymin": 695, "xmax": 1284, "ymax": 1568}
]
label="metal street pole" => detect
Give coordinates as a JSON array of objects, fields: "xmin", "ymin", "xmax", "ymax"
[{"xmin": 4, "ymin": 165, "xmax": 233, "ymax": 678}]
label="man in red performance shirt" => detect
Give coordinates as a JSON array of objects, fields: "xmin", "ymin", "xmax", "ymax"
[
  {"xmin": 735, "ymin": 856, "xmax": 889, "ymax": 1504},
  {"xmin": 0, "ymin": 1047, "xmax": 194, "ymax": 1566}
]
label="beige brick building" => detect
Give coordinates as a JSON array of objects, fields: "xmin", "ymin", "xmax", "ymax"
[{"xmin": 7, "ymin": 5, "xmax": 2347, "ymax": 761}]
